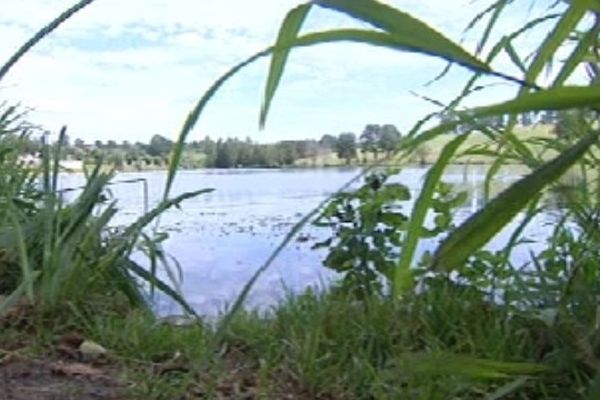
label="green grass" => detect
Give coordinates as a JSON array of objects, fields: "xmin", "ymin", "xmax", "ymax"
[
  {"xmin": 291, "ymin": 125, "xmax": 558, "ymax": 168},
  {"xmin": 2, "ymin": 284, "xmax": 591, "ymax": 399}
]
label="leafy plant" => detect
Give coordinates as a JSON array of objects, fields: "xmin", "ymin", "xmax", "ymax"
[
  {"xmin": 0, "ymin": 117, "xmax": 211, "ymax": 318},
  {"xmin": 313, "ymin": 172, "xmax": 410, "ymax": 296},
  {"xmin": 313, "ymin": 171, "xmax": 466, "ymax": 297}
]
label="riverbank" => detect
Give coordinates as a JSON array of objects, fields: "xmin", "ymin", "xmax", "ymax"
[
  {"xmin": 58, "ymin": 125, "xmax": 556, "ymax": 174},
  {"xmin": 0, "ymin": 286, "xmax": 580, "ymax": 399}
]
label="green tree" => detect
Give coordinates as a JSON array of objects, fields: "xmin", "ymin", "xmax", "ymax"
[
  {"xmin": 336, "ymin": 132, "xmax": 357, "ymax": 164},
  {"xmin": 200, "ymin": 136, "xmax": 217, "ymax": 167},
  {"xmin": 360, "ymin": 124, "xmax": 381, "ymax": 159},
  {"xmin": 378, "ymin": 124, "xmax": 401, "ymax": 156},
  {"xmin": 215, "ymin": 139, "xmax": 236, "ymax": 168},
  {"xmin": 147, "ymin": 134, "xmax": 173, "ymax": 157},
  {"xmin": 278, "ymin": 141, "xmax": 299, "ymax": 165},
  {"xmin": 319, "ymin": 134, "xmax": 337, "ymax": 150}
]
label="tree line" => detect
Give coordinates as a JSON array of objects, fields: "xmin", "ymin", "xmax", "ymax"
[{"xmin": 19, "ymin": 123, "xmax": 404, "ymax": 170}]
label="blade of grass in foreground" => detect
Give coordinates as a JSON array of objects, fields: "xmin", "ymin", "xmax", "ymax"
[
  {"xmin": 315, "ymin": 0, "xmax": 491, "ymax": 73},
  {"xmin": 166, "ymin": 26, "xmax": 495, "ymax": 198},
  {"xmin": 393, "ymin": 133, "xmax": 469, "ymax": 296},
  {"xmin": 407, "ymin": 84, "xmax": 600, "ymax": 148},
  {"xmin": 215, "ymin": 164, "xmax": 382, "ymax": 339},
  {"xmin": 7, "ymin": 206, "xmax": 36, "ymax": 303},
  {"xmin": 0, "ymin": 0, "xmax": 97, "ymax": 83},
  {"xmin": 523, "ymin": 0, "xmax": 588, "ymax": 89},
  {"xmin": 0, "ymin": 272, "xmax": 41, "ymax": 317},
  {"xmin": 164, "ymin": 50, "xmax": 269, "ymax": 199},
  {"xmin": 432, "ymin": 128, "xmax": 599, "ymax": 272},
  {"xmin": 260, "ymin": 3, "xmax": 312, "ymax": 128}
]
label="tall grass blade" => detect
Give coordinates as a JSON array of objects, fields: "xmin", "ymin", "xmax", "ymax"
[
  {"xmin": 260, "ymin": 3, "xmax": 312, "ymax": 128},
  {"xmin": 504, "ymin": 41, "xmax": 527, "ymax": 74},
  {"xmin": 524, "ymin": 1, "xmax": 588, "ymax": 88},
  {"xmin": 394, "ymin": 134, "xmax": 469, "ymax": 296},
  {"xmin": 127, "ymin": 189, "xmax": 214, "ymax": 240},
  {"xmin": 474, "ymin": 0, "xmax": 508, "ymax": 56},
  {"xmin": 7, "ymin": 206, "xmax": 35, "ymax": 302},
  {"xmin": 0, "ymin": 272, "xmax": 40, "ymax": 316},
  {"xmin": 164, "ymin": 50, "xmax": 268, "ymax": 198},
  {"xmin": 165, "ymin": 24, "xmax": 495, "ymax": 198},
  {"xmin": 52, "ymin": 127, "xmax": 67, "ymax": 194},
  {"xmin": 485, "ymin": 377, "xmax": 530, "ymax": 400},
  {"xmin": 0, "ymin": 0, "xmax": 97, "ymax": 83},
  {"xmin": 123, "ymin": 259, "xmax": 199, "ymax": 319},
  {"xmin": 407, "ymin": 84, "xmax": 600, "ymax": 148},
  {"xmin": 216, "ymin": 166, "xmax": 376, "ymax": 338},
  {"xmin": 432, "ymin": 128, "xmax": 599, "ymax": 272},
  {"xmin": 402, "ymin": 352, "xmax": 547, "ymax": 378},
  {"xmin": 552, "ymin": 23, "xmax": 600, "ymax": 86},
  {"xmin": 315, "ymin": 0, "xmax": 492, "ymax": 74}
]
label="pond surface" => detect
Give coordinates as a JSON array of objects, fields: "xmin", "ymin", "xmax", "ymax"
[{"xmin": 59, "ymin": 166, "xmax": 557, "ymax": 316}]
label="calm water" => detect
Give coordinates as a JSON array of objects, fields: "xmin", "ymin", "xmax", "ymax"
[{"xmin": 59, "ymin": 166, "xmax": 556, "ymax": 316}]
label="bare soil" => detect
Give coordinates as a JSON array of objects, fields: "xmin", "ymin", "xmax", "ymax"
[{"xmin": 0, "ymin": 358, "xmax": 125, "ymax": 400}]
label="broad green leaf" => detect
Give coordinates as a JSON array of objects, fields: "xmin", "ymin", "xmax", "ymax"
[
  {"xmin": 164, "ymin": 26, "xmax": 496, "ymax": 198},
  {"xmin": 316, "ymin": 0, "xmax": 491, "ymax": 73},
  {"xmin": 472, "ymin": 84, "xmax": 600, "ymax": 116},
  {"xmin": 260, "ymin": 3, "xmax": 312, "ymax": 128},
  {"xmin": 401, "ymin": 352, "xmax": 547, "ymax": 379},
  {"xmin": 432, "ymin": 128, "xmax": 599, "ymax": 271},
  {"xmin": 524, "ymin": 0, "xmax": 588, "ymax": 87},
  {"xmin": 393, "ymin": 133, "xmax": 469, "ymax": 296},
  {"xmin": 564, "ymin": 0, "xmax": 600, "ymax": 12}
]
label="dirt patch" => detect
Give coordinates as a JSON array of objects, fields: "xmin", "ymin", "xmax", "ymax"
[{"xmin": 0, "ymin": 358, "xmax": 125, "ymax": 400}]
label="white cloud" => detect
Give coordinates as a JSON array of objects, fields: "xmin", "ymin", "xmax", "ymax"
[{"xmin": 0, "ymin": 0, "xmax": 573, "ymax": 143}]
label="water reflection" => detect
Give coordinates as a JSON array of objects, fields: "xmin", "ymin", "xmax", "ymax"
[{"xmin": 58, "ymin": 165, "xmax": 556, "ymax": 316}]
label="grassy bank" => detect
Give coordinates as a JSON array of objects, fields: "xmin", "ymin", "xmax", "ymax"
[
  {"xmin": 1, "ymin": 285, "xmax": 591, "ymax": 400},
  {"xmin": 3, "ymin": 0, "xmax": 600, "ymax": 398}
]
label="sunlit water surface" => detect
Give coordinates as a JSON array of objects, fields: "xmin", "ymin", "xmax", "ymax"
[{"xmin": 59, "ymin": 166, "xmax": 556, "ymax": 316}]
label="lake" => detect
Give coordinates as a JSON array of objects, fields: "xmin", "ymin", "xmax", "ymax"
[{"xmin": 59, "ymin": 165, "xmax": 557, "ymax": 316}]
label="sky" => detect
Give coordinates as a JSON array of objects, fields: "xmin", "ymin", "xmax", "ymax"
[{"xmin": 0, "ymin": 0, "xmax": 569, "ymax": 144}]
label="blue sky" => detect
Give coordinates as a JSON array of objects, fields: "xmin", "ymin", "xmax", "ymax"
[{"xmin": 0, "ymin": 0, "xmax": 568, "ymax": 143}]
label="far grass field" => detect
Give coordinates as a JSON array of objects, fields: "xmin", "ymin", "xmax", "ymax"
[{"xmin": 294, "ymin": 124, "xmax": 557, "ymax": 167}]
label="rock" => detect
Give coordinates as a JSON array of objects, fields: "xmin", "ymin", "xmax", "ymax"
[{"xmin": 78, "ymin": 341, "xmax": 107, "ymax": 361}]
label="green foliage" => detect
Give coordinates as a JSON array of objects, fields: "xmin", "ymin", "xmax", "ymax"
[
  {"xmin": 335, "ymin": 132, "xmax": 358, "ymax": 164},
  {"xmin": 0, "ymin": 108, "xmax": 209, "ymax": 318},
  {"xmin": 314, "ymin": 171, "xmax": 466, "ymax": 297},
  {"xmin": 359, "ymin": 124, "xmax": 402, "ymax": 159},
  {"xmin": 313, "ymin": 173, "xmax": 410, "ymax": 296},
  {"xmin": 146, "ymin": 134, "xmax": 173, "ymax": 157}
]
